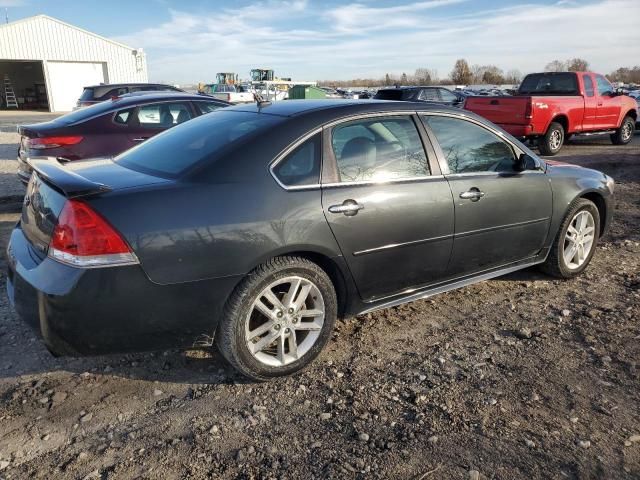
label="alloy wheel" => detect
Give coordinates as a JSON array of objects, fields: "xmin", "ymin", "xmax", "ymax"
[
  {"xmin": 563, "ymin": 210, "xmax": 596, "ymax": 269},
  {"xmin": 621, "ymin": 121, "xmax": 633, "ymax": 142},
  {"xmin": 245, "ymin": 276, "xmax": 325, "ymax": 367},
  {"xmin": 550, "ymin": 129, "xmax": 563, "ymax": 151}
]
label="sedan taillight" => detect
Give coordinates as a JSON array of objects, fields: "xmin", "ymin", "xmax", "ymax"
[
  {"xmin": 29, "ymin": 136, "xmax": 84, "ymax": 150},
  {"xmin": 49, "ymin": 199, "xmax": 138, "ymax": 268}
]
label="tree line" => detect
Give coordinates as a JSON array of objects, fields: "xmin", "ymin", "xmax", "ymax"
[{"xmin": 318, "ymin": 58, "xmax": 640, "ymax": 88}]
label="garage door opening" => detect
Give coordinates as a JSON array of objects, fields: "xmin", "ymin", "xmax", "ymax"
[{"xmin": 0, "ymin": 60, "xmax": 48, "ymax": 111}]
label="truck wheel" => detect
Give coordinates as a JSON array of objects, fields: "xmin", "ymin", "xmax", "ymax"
[
  {"xmin": 610, "ymin": 116, "xmax": 635, "ymax": 145},
  {"xmin": 539, "ymin": 122, "xmax": 564, "ymax": 156},
  {"xmin": 216, "ymin": 256, "xmax": 337, "ymax": 381}
]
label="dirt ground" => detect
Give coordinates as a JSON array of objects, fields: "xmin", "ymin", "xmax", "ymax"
[{"xmin": 0, "ymin": 134, "xmax": 638, "ymax": 480}]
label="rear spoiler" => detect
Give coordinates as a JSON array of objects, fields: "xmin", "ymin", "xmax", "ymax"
[{"xmin": 29, "ymin": 158, "xmax": 111, "ymax": 198}]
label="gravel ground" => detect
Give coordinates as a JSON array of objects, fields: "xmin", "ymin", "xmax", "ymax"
[{"xmin": 0, "ymin": 131, "xmax": 638, "ymax": 479}]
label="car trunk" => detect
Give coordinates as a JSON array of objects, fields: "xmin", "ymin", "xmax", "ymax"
[
  {"xmin": 20, "ymin": 158, "xmax": 171, "ymax": 262},
  {"xmin": 464, "ymin": 96, "xmax": 532, "ymax": 125}
]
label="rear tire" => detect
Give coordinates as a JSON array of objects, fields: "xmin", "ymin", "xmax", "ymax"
[
  {"xmin": 540, "ymin": 199, "xmax": 600, "ymax": 278},
  {"xmin": 216, "ymin": 256, "xmax": 337, "ymax": 381},
  {"xmin": 610, "ymin": 116, "xmax": 635, "ymax": 145},
  {"xmin": 539, "ymin": 122, "xmax": 564, "ymax": 156}
]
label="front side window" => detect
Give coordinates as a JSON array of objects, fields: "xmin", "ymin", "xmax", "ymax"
[
  {"xmin": 136, "ymin": 102, "xmax": 192, "ymax": 128},
  {"xmin": 595, "ymin": 75, "xmax": 613, "ymax": 96},
  {"xmin": 331, "ymin": 116, "xmax": 429, "ymax": 182},
  {"xmin": 439, "ymin": 89, "xmax": 458, "ymax": 102},
  {"xmin": 272, "ymin": 133, "xmax": 321, "ymax": 187},
  {"xmin": 424, "ymin": 115, "xmax": 517, "ymax": 174},
  {"xmin": 583, "ymin": 75, "xmax": 595, "ymax": 97}
]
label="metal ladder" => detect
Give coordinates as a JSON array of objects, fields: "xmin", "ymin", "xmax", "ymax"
[{"xmin": 3, "ymin": 74, "xmax": 18, "ymax": 109}]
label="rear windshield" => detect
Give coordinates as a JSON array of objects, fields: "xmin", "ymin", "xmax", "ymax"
[
  {"xmin": 54, "ymin": 100, "xmax": 120, "ymax": 124},
  {"xmin": 518, "ymin": 73, "xmax": 579, "ymax": 95},
  {"xmin": 115, "ymin": 110, "xmax": 281, "ymax": 177},
  {"xmin": 79, "ymin": 88, "xmax": 95, "ymax": 101},
  {"xmin": 374, "ymin": 89, "xmax": 415, "ymax": 101}
]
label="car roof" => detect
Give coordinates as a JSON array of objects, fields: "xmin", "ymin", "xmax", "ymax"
[
  {"xmin": 107, "ymin": 92, "xmax": 226, "ymax": 106},
  {"xmin": 84, "ymin": 82, "xmax": 177, "ymax": 89},
  {"xmin": 227, "ymin": 99, "xmax": 460, "ymax": 118}
]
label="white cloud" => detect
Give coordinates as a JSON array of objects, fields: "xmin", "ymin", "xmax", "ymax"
[{"xmin": 115, "ymin": 0, "xmax": 640, "ymax": 83}]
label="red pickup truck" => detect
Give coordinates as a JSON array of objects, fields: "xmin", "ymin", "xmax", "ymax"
[{"xmin": 464, "ymin": 72, "xmax": 637, "ymax": 155}]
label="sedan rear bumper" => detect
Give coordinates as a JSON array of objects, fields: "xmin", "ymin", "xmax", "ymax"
[{"xmin": 6, "ymin": 225, "xmax": 242, "ymax": 356}]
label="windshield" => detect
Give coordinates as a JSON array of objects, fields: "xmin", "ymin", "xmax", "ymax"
[
  {"xmin": 518, "ymin": 73, "xmax": 579, "ymax": 95},
  {"xmin": 79, "ymin": 88, "xmax": 95, "ymax": 101},
  {"xmin": 54, "ymin": 100, "xmax": 121, "ymax": 124},
  {"xmin": 115, "ymin": 110, "xmax": 281, "ymax": 178}
]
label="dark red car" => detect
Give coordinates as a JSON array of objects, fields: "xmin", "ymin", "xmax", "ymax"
[{"xmin": 17, "ymin": 92, "xmax": 230, "ymax": 184}]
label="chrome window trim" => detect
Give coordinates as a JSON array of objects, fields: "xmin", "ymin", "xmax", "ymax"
[{"xmin": 322, "ymin": 174, "xmax": 444, "ymax": 189}]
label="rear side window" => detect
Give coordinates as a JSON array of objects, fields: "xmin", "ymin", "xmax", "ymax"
[
  {"xmin": 114, "ymin": 108, "xmax": 133, "ymax": 124},
  {"xmin": 518, "ymin": 73, "xmax": 579, "ymax": 95},
  {"xmin": 439, "ymin": 89, "xmax": 458, "ymax": 102},
  {"xmin": 583, "ymin": 76, "xmax": 595, "ymax": 97},
  {"xmin": 136, "ymin": 102, "xmax": 192, "ymax": 127},
  {"xmin": 424, "ymin": 115, "xmax": 517, "ymax": 173},
  {"xmin": 115, "ymin": 111, "xmax": 281, "ymax": 177},
  {"xmin": 272, "ymin": 133, "xmax": 321, "ymax": 187},
  {"xmin": 331, "ymin": 116, "xmax": 429, "ymax": 182}
]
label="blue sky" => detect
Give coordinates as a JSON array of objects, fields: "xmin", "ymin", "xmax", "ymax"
[{"xmin": 2, "ymin": 0, "xmax": 638, "ymax": 83}]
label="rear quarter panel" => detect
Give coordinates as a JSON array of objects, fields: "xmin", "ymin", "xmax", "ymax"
[
  {"xmin": 87, "ymin": 180, "xmax": 342, "ymax": 286},
  {"xmin": 530, "ymin": 96, "xmax": 585, "ymax": 134}
]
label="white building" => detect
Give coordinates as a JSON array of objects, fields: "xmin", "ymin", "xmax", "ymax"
[{"xmin": 0, "ymin": 15, "xmax": 148, "ymax": 112}]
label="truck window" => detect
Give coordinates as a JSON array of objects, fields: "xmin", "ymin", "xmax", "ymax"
[
  {"xmin": 518, "ymin": 73, "xmax": 579, "ymax": 95},
  {"xmin": 595, "ymin": 75, "xmax": 613, "ymax": 96},
  {"xmin": 583, "ymin": 76, "xmax": 595, "ymax": 97}
]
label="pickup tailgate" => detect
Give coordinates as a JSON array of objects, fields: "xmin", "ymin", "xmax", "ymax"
[{"xmin": 464, "ymin": 96, "xmax": 531, "ymax": 125}]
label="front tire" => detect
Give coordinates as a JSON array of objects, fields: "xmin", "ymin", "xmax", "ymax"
[
  {"xmin": 610, "ymin": 116, "xmax": 635, "ymax": 145},
  {"xmin": 540, "ymin": 199, "xmax": 600, "ymax": 278},
  {"xmin": 539, "ymin": 122, "xmax": 565, "ymax": 156},
  {"xmin": 216, "ymin": 256, "xmax": 337, "ymax": 381}
]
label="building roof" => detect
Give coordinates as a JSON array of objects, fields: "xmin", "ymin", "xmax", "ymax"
[{"xmin": 0, "ymin": 14, "xmax": 138, "ymax": 51}]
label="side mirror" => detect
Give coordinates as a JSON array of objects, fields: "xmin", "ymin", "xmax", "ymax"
[{"xmin": 515, "ymin": 153, "xmax": 540, "ymax": 172}]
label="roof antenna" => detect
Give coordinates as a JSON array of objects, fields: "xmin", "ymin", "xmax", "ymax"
[{"xmin": 254, "ymin": 92, "xmax": 271, "ymax": 109}]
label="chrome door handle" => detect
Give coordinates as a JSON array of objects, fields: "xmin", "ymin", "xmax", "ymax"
[
  {"xmin": 328, "ymin": 199, "xmax": 364, "ymax": 216},
  {"xmin": 459, "ymin": 190, "xmax": 485, "ymax": 201}
]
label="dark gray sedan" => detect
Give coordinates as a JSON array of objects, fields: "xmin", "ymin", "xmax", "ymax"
[{"xmin": 6, "ymin": 100, "xmax": 614, "ymax": 380}]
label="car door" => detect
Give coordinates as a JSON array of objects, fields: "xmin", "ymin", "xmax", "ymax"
[
  {"xmin": 421, "ymin": 113, "xmax": 552, "ymax": 278},
  {"xmin": 581, "ymin": 74, "xmax": 598, "ymax": 130},
  {"xmin": 321, "ymin": 114, "xmax": 455, "ymax": 301},
  {"xmin": 127, "ymin": 101, "xmax": 195, "ymax": 145},
  {"xmin": 594, "ymin": 75, "xmax": 621, "ymax": 129}
]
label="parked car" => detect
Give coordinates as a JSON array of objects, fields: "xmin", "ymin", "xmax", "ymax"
[
  {"xmin": 374, "ymin": 86, "xmax": 465, "ymax": 107},
  {"xmin": 76, "ymin": 83, "xmax": 184, "ymax": 109},
  {"xmin": 464, "ymin": 72, "xmax": 638, "ymax": 155},
  {"xmin": 17, "ymin": 92, "xmax": 230, "ymax": 184},
  {"xmin": 7, "ymin": 100, "xmax": 614, "ymax": 380},
  {"xmin": 319, "ymin": 87, "xmax": 344, "ymax": 99}
]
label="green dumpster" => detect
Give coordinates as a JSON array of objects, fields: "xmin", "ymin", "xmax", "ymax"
[{"xmin": 288, "ymin": 85, "xmax": 327, "ymax": 100}]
